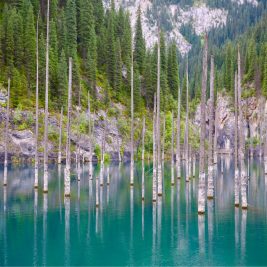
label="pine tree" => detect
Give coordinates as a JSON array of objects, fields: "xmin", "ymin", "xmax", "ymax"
[
  {"xmin": 87, "ymin": 27, "xmax": 97, "ymax": 93},
  {"xmin": 79, "ymin": 0, "xmax": 94, "ymax": 59},
  {"xmin": 167, "ymin": 43, "xmax": 179, "ymax": 99},
  {"xmin": 245, "ymin": 38, "xmax": 256, "ymax": 82},
  {"xmin": 66, "ymin": 0, "xmax": 77, "ymax": 59},
  {"xmin": 24, "ymin": 2, "xmax": 36, "ymax": 92},
  {"xmin": 106, "ymin": 8, "xmax": 116, "ymax": 89},
  {"xmin": 115, "ymin": 38, "xmax": 122, "ymax": 94},
  {"xmin": 262, "ymin": 45, "xmax": 267, "ymax": 96},
  {"xmin": 13, "ymin": 12, "xmax": 24, "ymax": 69},
  {"xmin": 92, "ymin": 0, "xmax": 104, "ymax": 35},
  {"xmin": 57, "ymin": 50, "xmax": 68, "ymax": 107},
  {"xmin": 121, "ymin": 13, "xmax": 132, "ymax": 83},
  {"xmin": 5, "ymin": 9, "xmax": 15, "ymax": 73},
  {"xmin": 134, "ymin": 6, "xmax": 145, "ymax": 75}
]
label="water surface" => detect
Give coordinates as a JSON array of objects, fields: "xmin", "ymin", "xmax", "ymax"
[{"xmin": 0, "ymin": 157, "xmax": 267, "ymax": 266}]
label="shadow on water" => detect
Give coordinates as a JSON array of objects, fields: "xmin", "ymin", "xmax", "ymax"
[{"xmin": 0, "ymin": 158, "xmax": 267, "ymax": 265}]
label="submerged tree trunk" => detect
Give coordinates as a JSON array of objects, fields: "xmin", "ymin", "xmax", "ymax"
[
  {"xmin": 207, "ymin": 56, "xmax": 215, "ymax": 199},
  {"xmin": 58, "ymin": 107, "xmax": 63, "ymax": 164},
  {"xmin": 157, "ymin": 29, "xmax": 162, "ymax": 197},
  {"xmin": 152, "ymin": 93, "xmax": 157, "ymax": 202},
  {"xmin": 234, "ymin": 72, "xmax": 240, "ymax": 207},
  {"xmin": 130, "ymin": 49, "xmax": 134, "ymax": 186},
  {"xmin": 162, "ymin": 114, "xmax": 165, "ymax": 161},
  {"xmin": 43, "ymin": 0, "xmax": 50, "ymax": 193},
  {"xmin": 3, "ymin": 78, "xmax": 10, "ymax": 187},
  {"xmin": 142, "ymin": 117, "xmax": 146, "ymax": 200},
  {"xmin": 198, "ymin": 33, "xmax": 208, "ymax": 214},
  {"xmin": 64, "ymin": 58, "xmax": 72, "ymax": 197},
  {"xmin": 176, "ymin": 85, "xmax": 181, "ymax": 179},
  {"xmin": 88, "ymin": 92, "xmax": 93, "ymax": 179},
  {"xmin": 214, "ymin": 108, "xmax": 218, "ymax": 165},
  {"xmin": 171, "ymin": 110, "xmax": 175, "ymax": 186},
  {"xmin": 185, "ymin": 62, "xmax": 189, "ymax": 182},
  {"xmin": 34, "ymin": 15, "xmax": 39, "ymax": 188},
  {"xmin": 100, "ymin": 116, "xmax": 106, "ymax": 186},
  {"xmin": 238, "ymin": 47, "xmax": 247, "ymax": 209}
]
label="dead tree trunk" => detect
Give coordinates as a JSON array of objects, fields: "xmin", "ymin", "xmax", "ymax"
[
  {"xmin": 34, "ymin": 15, "xmax": 39, "ymax": 188},
  {"xmin": 3, "ymin": 78, "xmax": 10, "ymax": 187},
  {"xmin": 171, "ymin": 110, "xmax": 175, "ymax": 186},
  {"xmin": 130, "ymin": 49, "xmax": 134, "ymax": 186},
  {"xmin": 43, "ymin": 0, "xmax": 50, "ymax": 193},
  {"xmin": 185, "ymin": 61, "xmax": 189, "ymax": 182},
  {"xmin": 142, "ymin": 117, "xmax": 146, "ymax": 200},
  {"xmin": 198, "ymin": 33, "xmax": 208, "ymax": 214},
  {"xmin": 64, "ymin": 57, "xmax": 72, "ymax": 197},
  {"xmin": 157, "ymin": 28, "xmax": 162, "ymax": 197},
  {"xmin": 207, "ymin": 56, "xmax": 215, "ymax": 199},
  {"xmin": 152, "ymin": 93, "xmax": 157, "ymax": 202},
  {"xmin": 176, "ymin": 85, "xmax": 181, "ymax": 179},
  {"xmin": 58, "ymin": 107, "xmax": 63, "ymax": 164},
  {"xmin": 162, "ymin": 114, "xmax": 165, "ymax": 161},
  {"xmin": 234, "ymin": 72, "xmax": 240, "ymax": 207},
  {"xmin": 238, "ymin": 47, "xmax": 247, "ymax": 209}
]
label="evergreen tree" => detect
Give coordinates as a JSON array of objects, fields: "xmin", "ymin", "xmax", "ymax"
[
  {"xmin": 13, "ymin": 12, "xmax": 24, "ymax": 69},
  {"xmin": 24, "ymin": 2, "xmax": 36, "ymax": 92},
  {"xmin": 66, "ymin": 0, "xmax": 77, "ymax": 59},
  {"xmin": 5, "ymin": 9, "xmax": 15, "ymax": 73},
  {"xmin": 134, "ymin": 6, "xmax": 145, "ymax": 74},
  {"xmin": 79, "ymin": 0, "xmax": 94, "ymax": 59},
  {"xmin": 167, "ymin": 43, "xmax": 179, "ymax": 99},
  {"xmin": 245, "ymin": 38, "xmax": 256, "ymax": 82},
  {"xmin": 106, "ymin": 8, "xmax": 116, "ymax": 89},
  {"xmin": 262, "ymin": 45, "xmax": 267, "ymax": 96},
  {"xmin": 115, "ymin": 38, "xmax": 122, "ymax": 94},
  {"xmin": 57, "ymin": 50, "xmax": 68, "ymax": 107}
]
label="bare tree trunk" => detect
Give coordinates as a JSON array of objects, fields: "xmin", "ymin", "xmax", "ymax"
[
  {"xmin": 234, "ymin": 72, "xmax": 240, "ymax": 207},
  {"xmin": 185, "ymin": 61, "xmax": 189, "ymax": 182},
  {"xmin": 162, "ymin": 114, "xmax": 165, "ymax": 161},
  {"xmin": 58, "ymin": 107, "xmax": 63, "ymax": 164},
  {"xmin": 96, "ymin": 176, "xmax": 99, "ymax": 208},
  {"xmin": 107, "ymin": 166, "xmax": 110, "ymax": 185},
  {"xmin": 157, "ymin": 28, "xmax": 162, "ymax": 197},
  {"xmin": 171, "ymin": 110, "xmax": 175, "ymax": 186},
  {"xmin": 43, "ymin": 0, "xmax": 50, "ymax": 193},
  {"xmin": 3, "ymin": 78, "xmax": 10, "ymax": 187},
  {"xmin": 142, "ymin": 117, "xmax": 145, "ymax": 200},
  {"xmin": 176, "ymin": 85, "xmax": 181, "ymax": 179},
  {"xmin": 238, "ymin": 47, "xmax": 247, "ymax": 209},
  {"xmin": 198, "ymin": 33, "xmax": 208, "ymax": 214},
  {"xmin": 152, "ymin": 93, "xmax": 157, "ymax": 202},
  {"xmin": 100, "ymin": 116, "xmax": 106, "ymax": 186},
  {"xmin": 88, "ymin": 92, "xmax": 93, "ymax": 179},
  {"xmin": 34, "ymin": 15, "xmax": 39, "ymax": 188},
  {"xmin": 207, "ymin": 56, "xmax": 215, "ymax": 199},
  {"xmin": 214, "ymin": 106, "xmax": 218, "ymax": 165},
  {"xmin": 130, "ymin": 49, "xmax": 134, "ymax": 186},
  {"xmin": 77, "ymin": 109, "xmax": 81, "ymax": 181},
  {"xmin": 64, "ymin": 58, "xmax": 72, "ymax": 197}
]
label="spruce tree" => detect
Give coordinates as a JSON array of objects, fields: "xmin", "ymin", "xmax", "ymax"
[
  {"xmin": 57, "ymin": 50, "xmax": 68, "ymax": 107},
  {"xmin": 134, "ymin": 6, "xmax": 145, "ymax": 75},
  {"xmin": 262, "ymin": 45, "xmax": 267, "ymax": 96},
  {"xmin": 66, "ymin": 0, "xmax": 77, "ymax": 59},
  {"xmin": 24, "ymin": 2, "xmax": 36, "ymax": 92},
  {"xmin": 13, "ymin": 12, "xmax": 24, "ymax": 69},
  {"xmin": 106, "ymin": 8, "xmax": 116, "ymax": 89},
  {"xmin": 115, "ymin": 38, "xmax": 122, "ymax": 94},
  {"xmin": 79, "ymin": 0, "xmax": 94, "ymax": 59}
]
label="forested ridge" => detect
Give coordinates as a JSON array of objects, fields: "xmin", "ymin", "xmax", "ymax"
[{"xmin": 0, "ymin": 0, "xmax": 267, "ymax": 115}]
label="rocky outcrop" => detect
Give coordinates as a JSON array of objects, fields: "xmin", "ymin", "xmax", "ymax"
[{"xmin": 194, "ymin": 93, "xmax": 265, "ymax": 153}]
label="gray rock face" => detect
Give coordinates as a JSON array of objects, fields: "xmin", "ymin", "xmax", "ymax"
[
  {"xmin": 11, "ymin": 130, "xmax": 35, "ymax": 156},
  {"xmin": 194, "ymin": 93, "xmax": 265, "ymax": 152}
]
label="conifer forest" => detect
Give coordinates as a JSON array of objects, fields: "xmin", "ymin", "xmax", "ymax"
[{"xmin": 1, "ymin": 0, "xmax": 267, "ymax": 266}]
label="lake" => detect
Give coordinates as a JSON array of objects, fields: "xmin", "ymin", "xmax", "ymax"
[{"xmin": 0, "ymin": 156, "xmax": 267, "ymax": 266}]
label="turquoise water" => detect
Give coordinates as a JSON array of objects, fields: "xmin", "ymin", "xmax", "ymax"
[{"xmin": 1, "ymin": 158, "xmax": 267, "ymax": 266}]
